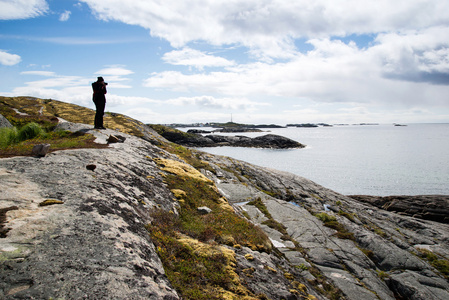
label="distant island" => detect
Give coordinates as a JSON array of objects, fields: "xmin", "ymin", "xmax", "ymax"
[
  {"xmin": 166, "ymin": 122, "xmax": 285, "ymax": 129},
  {"xmin": 149, "ymin": 125, "xmax": 305, "ymax": 149},
  {"xmin": 287, "ymin": 123, "xmax": 333, "ymax": 127}
]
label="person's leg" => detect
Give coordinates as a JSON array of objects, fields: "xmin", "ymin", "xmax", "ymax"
[{"xmin": 95, "ymin": 101, "xmax": 105, "ymax": 128}]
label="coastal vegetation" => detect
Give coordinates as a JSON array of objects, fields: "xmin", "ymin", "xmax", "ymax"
[
  {"xmin": 0, "ymin": 122, "xmax": 106, "ymax": 157},
  {"xmin": 147, "ymin": 156, "xmax": 271, "ymax": 299}
]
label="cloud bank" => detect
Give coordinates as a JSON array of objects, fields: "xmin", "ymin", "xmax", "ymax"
[
  {"xmin": 0, "ymin": 0, "xmax": 48, "ymax": 20},
  {"xmin": 80, "ymin": 0, "xmax": 449, "ymax": 57}
]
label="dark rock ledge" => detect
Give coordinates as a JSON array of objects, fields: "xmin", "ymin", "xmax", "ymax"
[
  {"xmin": 349, "ymin": 195, "xmax": 449, "ymax": 224},
  {"xmin": 149, "ymin": 125, "xmax": 305, "ymax": 149}
]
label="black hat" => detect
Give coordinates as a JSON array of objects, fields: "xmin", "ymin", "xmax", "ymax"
[{"xmin": 97, "ymin": 77, "xmax": 104, "ymax": 82}]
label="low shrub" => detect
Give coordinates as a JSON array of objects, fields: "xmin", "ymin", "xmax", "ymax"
[
  {"xmin": 316, "ymin": 212, "xmax": 336, "ymax": 223},
  {"xmin": 0, "ymin": 129, "xmax": 108, "ymax": 158},
  {"xmin": 0, "ymin": 127, "xmax": 18, "ymax": 148},
  {"xmin": 1, "ymin": 122, "xmax": 45, "ymax": 149},
  {"xmin": 18, "ymin": 122, "xmax": 44, "ymax": 141}
]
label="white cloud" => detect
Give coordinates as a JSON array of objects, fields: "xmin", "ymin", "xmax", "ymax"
[
  {"xmin": 371, "ymin": 27, "xmax": 449, "ymax": 84},
  {"xmin": 94, "ymin": 66, "xmax": 134, "ymax": 88},
  {"xmin": 0, "ymin": 50, "xmax": 21, "ymax": 65},
  {"xmin": 166, "ymin": 95, "xmax": 269, "ymax": 111},
  {"xmin": 145, "ymin": 35, "xmax": 449, "ymax": 107},
  {"xmin": 21, "ymin": 70, "xmax": 55, "ymax": 76},
  {"xmin": 80, "ymin": 0, "xmax": 449, "ymax": 58},
  {"xmin": 96, "ymin": 66, "xmax": 134, "ymax": 76},
  {"xmin": 59, "ymin": 10, "xmax": 71, "ymax": 21},
  {"xmin": 0, "ymin": 0, "xmax": 48, "ymax": 20},
  {"xmin": 162, "ymin": 48, "xmax": 235, "ymax": 70}
]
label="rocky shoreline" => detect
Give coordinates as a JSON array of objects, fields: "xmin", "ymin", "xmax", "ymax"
[
  {"xmin": 1, "ymin": 97, "xmax": 449, "ymax": 299},
  {"xmin": 348, "ymin": 195, "xmax": 449, "ymax": 224},
  {"xmin": 149, "ymin": 125, "xmax": 305, "ymax": 148}
]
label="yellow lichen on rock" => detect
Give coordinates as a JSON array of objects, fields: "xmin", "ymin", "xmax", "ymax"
[
  {"xmin": 170, "ymin": 189, "xmax": 187, "ymax": 200},
  {"xmin": 153, "ymin": 157, "xmax": 212, "ymax": 183},
  {"xmin": 177, "ymin": 234, "xmax": 235, "ymax": 263},
  {"xmin": 38, "ymin": 199, "xmax": 64, "ymax": 207},
  {"xmin": 217, "ymin": 197, "xmax": 234, "ymax": 213},
  {"xmin": 244, "ymin": 254, "xmax": 254, "ymax": 261},
  {"xmin": 264, "ymin": 266, "xmax": 277, "ymax": 273},
  {"xmin": 176, "ymin": 235, "xmax": 258, "ymax": 299},
  {"xmin": 292, "ymin": 281, "xmax": 307, "ymax": 293}
]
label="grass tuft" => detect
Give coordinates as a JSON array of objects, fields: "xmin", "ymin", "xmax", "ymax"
[
  {"xmin": 0, "ymin": 127, "xmax": 18, "ymax": 148},
  {"xmin": 315, "ymin": 213, "xmax": 355, "ymax": 241},
  {"xmin": 417, "ymin": 248, "xmax": 449, "ymax": 277},
  {"xmin": 18, "ymin": 122, "xmax": 44, "ymax": 141}
]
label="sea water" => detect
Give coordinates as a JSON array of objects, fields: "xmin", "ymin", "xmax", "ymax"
[{"xmin": 182, "ymin": 124, "xmax": 449, "ymax": 196}]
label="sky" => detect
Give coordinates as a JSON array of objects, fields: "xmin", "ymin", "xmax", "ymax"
[{"xmin": 1, "ymin": 0, "xmax": 449, "ymax": 125}]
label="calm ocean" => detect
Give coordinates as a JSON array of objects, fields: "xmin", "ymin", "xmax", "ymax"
[{"xmin": 181, "ymin": 124, "xmax": 449, "ymax": 196}]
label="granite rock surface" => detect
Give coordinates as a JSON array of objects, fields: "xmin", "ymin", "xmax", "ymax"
[{"xmin": 1, "ymin": 116, "xmax": 448, "ymax": 299}]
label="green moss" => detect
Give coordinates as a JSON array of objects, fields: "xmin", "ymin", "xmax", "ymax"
[
  {"xmin": 18, "ymin": 122, "xmax": 44, "ymax": 141},
  {"xmin": 260, "ymin": 189, "xmax": 281, "ymax": 198},
  {"xmin": 262, "ymin": 219, "xmax": 288, "ymax": 236},
  {"xmin": 295, "ymin": 264, "xmax": 309, "ymax": 271},
  {"xmin": 0, "ymin": 247, "xmax": 25, "ymax": 262},
  {"xmin": 147, "ymin": 224, "xmax": 237, "ymax": 300},
  {"xmin": 0, "ymin": 127, "xmax": 18, "ymax": 148},
  {"xmin": 377, "ymin": 270, "xmax": 390, "ymax": 280},
  {"xmin": 417, "ymin": 248, "xmax": 449, "ymax": 277},
  {"xmin": 1, "ymin": 96, "xmax": 148, "ymax": 139},
  {"xmin": 0, "ymin": 130, "xmax": 108, "ymax": 158},
  {"xmin": 308, "ymin": 266, "xmax": 343, "ymax": 300},
  {"xmin": 162, "ymin": 174, "xmax": 269, "ymax": 250},
  {"xmin": 316, "ymin": 212, "xmax": 336, "ymax": 223},
  {"xmin": 359, "ymin": 247, "xmax": 375, "ymax": 260},
  {"xmin": 315, "ymin": 213, "xmax": 355, "ymax": 241},
  {"xmin": 247, "ymin": 198, "xmax": 272, "ymax": 219},
  {"xmin": 338, "ymin": 210, "xmax": 356, "ymax": 222},
  {"xmin": 147, "ymin": 160, "xmax": 274, "ymax": 298}
]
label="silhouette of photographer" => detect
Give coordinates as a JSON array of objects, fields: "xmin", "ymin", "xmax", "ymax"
[{"xmin": 92, "ymin": 76, "xmax": 108, "ymax": 129}]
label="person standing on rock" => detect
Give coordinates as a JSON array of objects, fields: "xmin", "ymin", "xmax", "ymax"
[{"xmin": 92, "ymin": 76, "xmax": 107, "ymax": 129}]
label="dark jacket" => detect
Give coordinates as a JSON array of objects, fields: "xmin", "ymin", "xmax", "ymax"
[{"xmin": 92, "ymin": 81, "xmax": 107, "ymax": 103}]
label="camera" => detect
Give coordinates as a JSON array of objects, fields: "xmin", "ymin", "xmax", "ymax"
[{"xmin": 104, "ymin": 82, "xmax": 108, "ymax": 85}]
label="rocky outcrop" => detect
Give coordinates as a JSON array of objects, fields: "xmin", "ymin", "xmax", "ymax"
[
  {"xmin": 0, "ymin": 114, "xmax": 12, "ymax": 128},
  {"xmin": 201, "ymin": 134, "xmax": 305, "ymax": 148},
  {"xmin": 0, "ymin": 126, "xmax": 179, "ymax": 299},
  {"xmin": 1, "ymin": 97, "xmax": 449, "ymax": 300},
  {"xmin": 212, "ymin": 127, "xmax": 263, "ymax": 133},
  {"xmin": 199, "ymin": 156, "xmax": 449, "ymax": 300},
  {"xmin": 348, "ymin": 195, "xmax": 449, "ymax": 224},
  {"xmin": 151, "ymin": 125, "xmax": 305, "ymax": 148}
]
